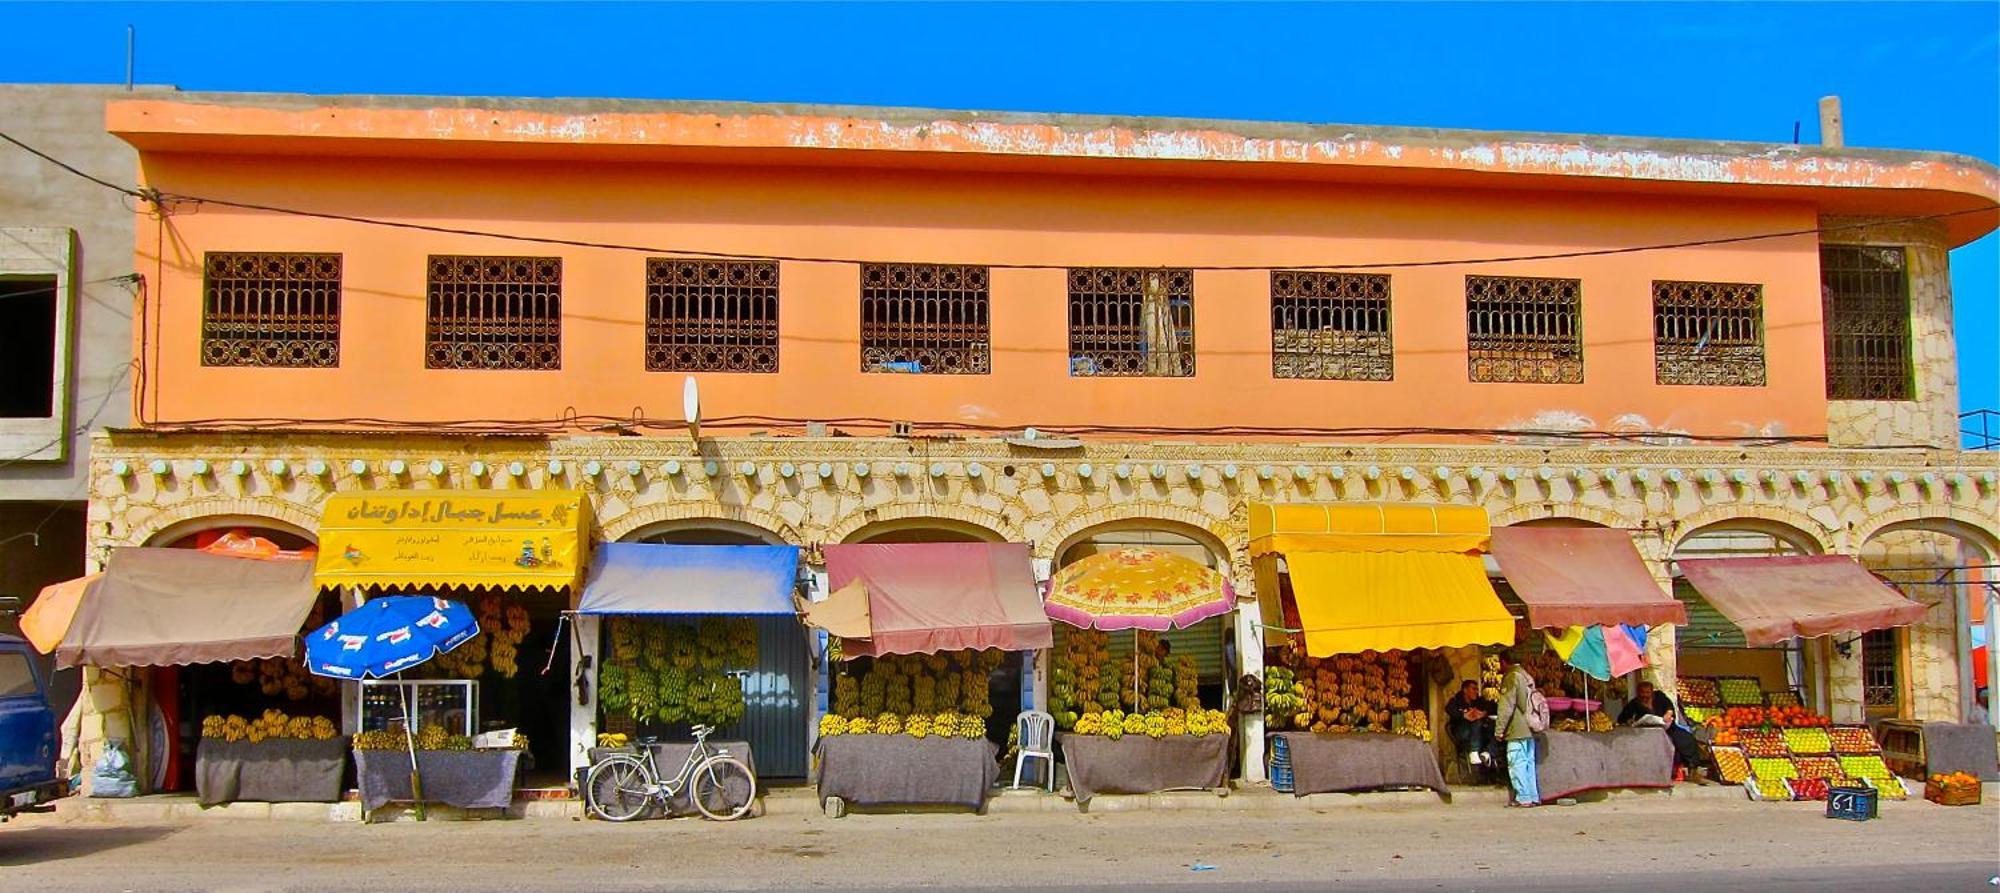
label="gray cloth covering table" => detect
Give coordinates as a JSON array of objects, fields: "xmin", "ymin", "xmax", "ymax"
[
  {"xmin": 814, "ymin": 735, "xmax": 998, "ymax": 810},
  {"xmin": 353, "ymin": 749, "xmax": 521, "ymax": 811},
  {"xmin": 195, "ymin": 737, "xmax": 349, "ymax": 805},
  {"xmin": 586, "ymin": 739, "xmax": 756, "ymax": 817},
  {"xmin": 1532, "ymin": 728, "xmax": 1672, "ymax": 800},
  {"xmin": 1920, "ymin": 722, "xmax": 1999, "ymax": 781},
  {"xmin": 1058, "ymin": 733, "xmax": 1230, "ymax": 804},
  {"xmin": 1274, "ymin": 731, "xmax": 1449, "ymax": 796}
]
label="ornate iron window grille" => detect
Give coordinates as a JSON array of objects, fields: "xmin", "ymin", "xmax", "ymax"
[
  {"xmin": 1861, "ymin": 629, "xmax": 1899, "ymax": 708},
  {"xmin": 645, "ymin": 259, "xmax": 779, "ymax": 373},
  {"xmin": 1653, "ymin": 280, "xmax": 1766, "ymax": 387},
  {"xmin": 859, "ymin": 263, "xmax": 990, "ymax": 374},
  {"xmin": 425, "ymin": 255, "xmax": 562, "ymax": 370},
  {"xmin": 1271, "ymin": 271, "xmax": 1392, "ymax": 381},
  {"xmin": 1067, "ymin": 267, "xmax": 1194, "ymax": 377},
  {"xmin": 201, "ymin": 252, "xmax": 341, "ymax": 368},
  {"xmin": 1465, "ymin": 275, "xmax": 1583, "ymax": 384},
  {"xmin": 1821, "ymin": 245, "xmax": 1914, "ymax": 400}
]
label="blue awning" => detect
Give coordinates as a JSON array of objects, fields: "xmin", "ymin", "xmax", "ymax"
[{"xmin": 577, "ymin": 543, "xmax": 800, "ymax": 615}]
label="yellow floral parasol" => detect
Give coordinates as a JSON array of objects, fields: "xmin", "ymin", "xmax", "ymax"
[{"xmin": 1044, "ymin": 547, "xmax": 1234, "ymax": 631}]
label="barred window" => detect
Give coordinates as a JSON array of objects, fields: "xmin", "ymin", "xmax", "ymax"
[
  {"xmin": 1653, "ymin": 280, "xmax": 1766, "ymax": 387},
  {"xmin": 1821, "ymin": 245, "xmax": 1913, "ymax": 400},
  {"xmin": 859, "ymin": 263, "xmax": 989, "ymax": 374},
  {"xmin": 1465, "ymin": 275, "xmax": 1582, "ymax": 384},
  {"xmin": 1862, "ymin": 629, "xmax": 1899, "ymax": 709},
  {"xmin": 201, "ymin": 252, "xmax": 341, "ymax": 368},
  {"xmin": 1271, "ymin": 271, "xmax": 1392, "ymax": 381},
  {"xmin": 425, "ymin": 255, "xmax": 561, "ymax": 370},
  {"xmin": 645, "ymin": 259, "xmax": 778, "ymax": 373},
  {"xmin": 1068, "ymin": 267, "xmax": 1194, "ymax": 377}
]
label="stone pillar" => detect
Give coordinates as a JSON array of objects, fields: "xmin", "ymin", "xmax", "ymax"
[
  {"xmin": 1637, "ymin": 537, "xmax": 1680, "ymax": 694},
  {"xmin": 567, "ymin": 614, "xmax": 602, "ymax": 779},
  {"xmin": 1233, "ymin": 600, "xmax": 1266, "ymax": 784},
  {"xmin": 1823, "ymin": 217, "xmax": 1959, "ymax": 448},
  {"xmin": 1860, "ymin": 530, "xmax": 1965, "ymax": 721}
]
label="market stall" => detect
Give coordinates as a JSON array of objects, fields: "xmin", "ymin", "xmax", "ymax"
[
  {"xmin": 1251, "ymin": 503, "xmax": 1511, "ymax": 797},
  {"xmin": 1684, "ymin": 678, "xmax": 1911, "ymax": 802},
  {"xmin": 1488, "ymin": 526, "xmax": 1688, "ymax": 797},
  {"xmin": 194, "ymin": 712, "xmax": 347, "ymax": 805},
  {"xmin": 1044, "ymin": 547, "xmax": 1236, "ymax": 803},
  {"xmin": 315, "ymin": 489, "xmax": 592, "ymax": 788},
  {"xmin": 806, "ymin": 542, "xmax": 1051, "ymax": 814}
]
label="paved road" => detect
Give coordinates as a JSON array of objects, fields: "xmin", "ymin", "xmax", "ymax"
[{"xmin": 4, "ymin": 795, "xmax": 1995, "ymax": 892}]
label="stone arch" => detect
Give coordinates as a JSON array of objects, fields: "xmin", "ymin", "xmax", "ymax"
[
  {"xmin": 827, "ymin": 503, "xmax": 1017, "ymax": 545},
  {"xmin": 130, "ymin": 498, "xmax": 321, "ymax": 549},
  {"xmin": 619, "ymin": 517, "xmax": 790, "ymax": 546},
  {"xmin": 1669, "ymin": 506, "xmax": 1831, "ymax": 557},
  {"xmin": 1854, "ymin": 509, "xmax": 2000, "ymax": 562},
  {"xmin": 1041, "ymin": 505, "xmax": 1238, "ymax": 568},
  {"xmin": 1489, "ymin": 503, "xmax": 1635, "ymax": 529},
  {"xmin": 598, "ymin": 501, "xmax": 800, "ymax": 545}
]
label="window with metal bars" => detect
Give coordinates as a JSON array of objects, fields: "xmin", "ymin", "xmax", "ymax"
[
  {"xmin": 1270, "ymin": 271, "xmax": 1392, "ymax": 381},
  {"xmin": 644, "ymin": 259, "xmax": 779, "ymax": 373},
  {"xmin": 858, "ymin": 263, "xmax": 990, "ymax": 374},
  {"xmin": 1465, "ymin": 275, "xmax": 1582, "ymax": 384},
  {"xmin": 425, "ymin": 255, "xmax": 562, "ymax": 370},
  {"xmin": 1821, "ymin": 245, "xmax": 1913, "ymax": 400},
  {"xmin": 1067, "ymin": 267, "xmax": 1194, "ymax": 377},
  {"xmin": 1652, "ymin": 280, "xmax": 1766, "ymax": 387},
  {"xmin": 201, "ymin": 252, "xmax": 341, "ymax": 368},
  {"xmin": 1862, "ymin": 628, "xmax": 1900, "ymax": 709}
]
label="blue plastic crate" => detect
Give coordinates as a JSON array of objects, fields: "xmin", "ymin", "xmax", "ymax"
[
  {"xmin": 1268, "ymin": 735, "xmax": 1294, "ymax": 793},
  {"xmin": 1826, "ymin": 785, "xmax": 1878, "ymax": 821}
]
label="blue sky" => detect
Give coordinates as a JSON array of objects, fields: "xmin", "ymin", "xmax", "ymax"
[{"xmin": 5, "ymin": 1, "xmax": 1995, "ymax": 427}]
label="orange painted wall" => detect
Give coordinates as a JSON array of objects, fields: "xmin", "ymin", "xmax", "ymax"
[{"xmin": 133, "ymin": 151, "xmax": 1830, "ymax": 440}]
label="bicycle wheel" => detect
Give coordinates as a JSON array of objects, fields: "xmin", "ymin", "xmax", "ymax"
[
  {"xmin": 689, "ymin": 755, "xmax": 757, "ymax": 821},
  {"xmin": 585, "ymin": 756, "xmax": 655, "ymax": 822}
]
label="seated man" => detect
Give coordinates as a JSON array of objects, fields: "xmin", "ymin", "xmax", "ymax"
[
  {"xmin": 1619, "ymin": 680, "xmax": 1715, "ymax": 784},
  {"xmin": 1443, "ymin": 679, "xmax": 1498, "ymax": 768}
]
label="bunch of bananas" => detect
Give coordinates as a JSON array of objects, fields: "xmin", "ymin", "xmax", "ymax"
[
  {"xmin": 353, "ymin": 729, "xmax": 403, "ymax": 750},
  {"xmin": 874, "ymin": 712, "xmax": 904, "ymax": 735},
  {"xmin": 202, "ymin": 710, "xmax": 340, "ymax": 742},
  {"xmin": 596, "ymin": 732, "xmax": 631, "ymax": 748},
  {"xmin": 817, "ymin": 714, "xmax": 850, "ymax": 737},
  {"xmin": 227, "ymin": 657, "xmax": 336, "ymax": 702},
  {"xmin": 415, "ymin": 724, "xmax": 451, "ymax": 751},
  {"xmin": 1402, "ymin": 708, "xmax": 1433, "ymax": 742},
  {"xmin": 905, "ymin": 715, "xmax": 934, "ymax": 739}
]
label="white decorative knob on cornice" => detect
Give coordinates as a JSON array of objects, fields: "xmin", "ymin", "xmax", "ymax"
[
  {"xmin": 149, "ymin": 459, "xmax": 170, "ymax": 476},
  {"xmin": 546, "ymin": 459, "xmax": 564, "ymax": 476},
  {"xmin": 1467, "ymin": 466, "xmax": 1488, "ymax": 481},
  {"xmin": 1856, "ymin": 471, "xmax": 1876, "ymax": 486},
  {"xmin": 818, "ymin": 463, "xmax": 834, "ymax": 480},
  {"xmin": 1185, "ymin": 464, "xmax": 1203, "ymax": 481},
  {"xmin": 1040, "ymin": 463, "xmax": 1057, "ymax": 480},
  {"xmin": 1364, "ymin": 466, "xmax": 1384, "ymax": 481},
  {"xmin": 779, "ymin": 463, "xmax": 796, "ymax": 479},
  {"xmin": 306, "ymin": 459, "xmax": 328, "ymax": 478},
  {"xmin": 1290, "ymin": 465, "xmax": 1311, "ymax": 481},
  {"xmin": 894, "ymin": 463, "xmax": 912, "ymax": 478},
  {"xmin": 1500, "ymin": 468, "xmax": 1519, "ymax": 482},
  {"xmin": 1980, "ymin": 471, "xmax": 1998, "ymax": 488},
  {"xmin": 506, "ymin": 461, "xmax": 526, "ymax": 478},
  {"xmin": 386, "ymin": 459, "xmax": 407, "ymax": 477},
  {"xmin": 1148, "ymin": 463, "xmax": 1166, "ymax": 480},
  {"xmin": 1664, "ymin": 469, "xmax": 1684, "ymax": 483},
  {"xmin": 929, "ymin": 462, "xmax": 947, "ymax": 479},
  {"xmin": 1824, "ymin": 469, "xmax": 1844, "ymax": 485},
  {"xmin": 624, "ymin": 460, "xmax": 643, "ymax": 477},
  {"xmin": 1258, "ymin": 465, "xmax": 1276, "ymax": 481},
  {"xmin": 581, "ymin": 460, "xmax": 602, "ymax": 477},
  {"xmin": 1397, "ymin": 466, "xmax": 1416, "ymax": 482},
  {"xmin": 191, "ymin": 460, "xmax": 212, "ymax": 476},
  {"xmin": 346, "ymin": 459, "xmax": 366, "ymax": 476},
  {"xmin": 1793, "ymin": 470, "xmax": 1812, "ymax": 486},
  {"xmin": 1757, "ymin": 469, "xmax": 1779, "ymax": 485},
  {"xmin": 1887, "ymin": 471, "xmax": 1909, "ymax": 485},
  {"xmin": 467, "ymin": 461, "xmax": 487, "ymax": 478},
  {"xmin": 662, "ymin": 461, "xmax": 681, "ymax": 477},
  {"xmin": 1115, "ymin": 464, "xmax": 1132, "ymax": 480},
  {"xmin": 429, "ymin": 460, "xmax": 448, "ymax": 478},
  {"xmin": 1434, "ymin": 466, "xmax": 1453, "ymax": 482},
  {"xmin": 1698, "ymin": 470, "xmax": 1721, "ymax": 485},
  {"xmin": 1077, "ymin": 463, "xmax": 1095, "ymax": 480},
  {"xmin": 738, "ymin": 461, "xmax": 757, "ymax": 477},
  {"xmin": 228, "ymin": 460, "xmax": 249, "ymax": 478},
  {"xmin": 967, "ymin": 463, "xmax": 986, "ymax": 479},
  {"xmin": 110, "ymin": 459, "xmax": 131, "ymax": 477},
  {"xmin": 855, "ymin": 462, "xmax": 873, "ymax": 478},
  {"xmin": 1945, "ymin": 472, "xmax": 1968, "ymax": 491},
  {"xmin": 1536, "ymin": 467, "xmax": 1555, "ymax": 482},
  {"xmin": 1632, "ymin": 469, "xmax": 1651, "ymax": 483},
  {"xmin": 265, "ymin": 459, "xmax": 289, "ymax": 478},
  {"xmin": 1919, "ymin": 471, "xmax": 1938, "ymax": 488},
  {"xmin": 1222, "ymin": 464, "xmax": 1239, "ymax": 480}
]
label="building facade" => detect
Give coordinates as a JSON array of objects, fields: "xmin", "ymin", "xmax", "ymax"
[{"xmin": 70, "ymin": 93, "xmax": 2000, "ymax": 787}]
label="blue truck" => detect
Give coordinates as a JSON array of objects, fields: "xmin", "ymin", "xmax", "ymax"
[{"xmin": 0, "ymin": 628, "xmax": 63, "ymax": 819}]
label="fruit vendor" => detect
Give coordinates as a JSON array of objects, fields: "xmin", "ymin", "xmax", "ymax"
[
  {"xmin": 1617, "ymin": 680, "xmax": 1716, "ymax": 783},
  {"xmin": 1443, "ymin": 680, "xmax": 1498, "ymax": 768}
]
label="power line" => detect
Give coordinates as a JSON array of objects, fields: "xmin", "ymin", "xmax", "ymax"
[{"xmin": 3, "ymin": 129, "xmax": 1994, "ymax": 273}]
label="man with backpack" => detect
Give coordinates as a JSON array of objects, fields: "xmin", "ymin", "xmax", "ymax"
[{"xmin": 1494, "ymin": 653, "xmax": 1546, "ymax": 808}]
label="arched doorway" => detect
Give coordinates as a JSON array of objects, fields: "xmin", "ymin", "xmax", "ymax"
[
  {"xmin": 613, "ymin": 520, "xmax": 811, "ymax": 780},
  {"xmin": 1857, "ymin": 520, "xmax": 1998, "ymax": 723},
  {"xmin": 146, "ymin": 523, "xmax": 325, "ymax": 793},
  {"xmin": 1670, "ymin": 520, "xmax": 1819, "ymax": 714},
  {"xmin": 1052, "ymin": 521, "xmax": 1236, "ymax": 713}
]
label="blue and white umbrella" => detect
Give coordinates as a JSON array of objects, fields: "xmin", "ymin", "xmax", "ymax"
[
  {"xmin": 304, "ymin": 596, "xmax": 479, "ymax": 820},
  {"xmin": 305, "ymin": 596, "xmax": 479, "ymax": 680}
]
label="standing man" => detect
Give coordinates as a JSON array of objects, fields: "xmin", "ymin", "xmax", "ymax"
[{"xmin": 1493, "ymin": 654, "xmax": 1540, "ymax": 807}]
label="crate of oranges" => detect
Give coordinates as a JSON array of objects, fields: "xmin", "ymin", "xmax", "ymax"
[{"xmin": 1923, "ymin": 772, "xmax": 1982, "ymax": 806}]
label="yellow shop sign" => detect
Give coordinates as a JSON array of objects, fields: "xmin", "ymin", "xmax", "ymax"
[{"xmin": 315, "ymin": 490, "xmax": 592, "ymax": 592}]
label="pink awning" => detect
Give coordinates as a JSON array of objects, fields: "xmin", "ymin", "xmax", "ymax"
[
  {"xmin": 823, "ymin": 543, "xmax": 1053, "ymax": 656},
  {"xmin": 1678, "ymin": 555, "xmax": 1927, "ymax": 647},
  {"xmin": 1490, "ymin": 527, "xmax": 1687, "ymax": 629}
]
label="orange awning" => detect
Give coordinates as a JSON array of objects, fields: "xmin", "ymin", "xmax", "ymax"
[
  {"xmin": 21, "ymin": 573, "xmax": 98, "ymax": 655},
  {"xmin": 1490, "ymin": 527, "xmax": 1686, "ymax": 629}
]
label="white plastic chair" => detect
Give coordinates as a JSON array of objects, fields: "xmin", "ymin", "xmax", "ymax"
[{"xmin": 1011, "ymin": 710, "xmax": 1056, "ymax": 791}]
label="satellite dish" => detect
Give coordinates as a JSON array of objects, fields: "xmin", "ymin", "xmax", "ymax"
[{"xmin": 683, "ymin": 376, "xmax": 701, "ymax": 441}]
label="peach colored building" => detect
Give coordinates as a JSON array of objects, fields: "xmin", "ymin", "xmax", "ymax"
[{"xmin": 66, "ymin": 93, "xmax": 2000, "ymax": 796}]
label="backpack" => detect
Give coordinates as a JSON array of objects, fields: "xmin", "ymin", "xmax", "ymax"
[{"xmin": 1526, "ymin": 688, "xmax": 1552, "ymax": 734}]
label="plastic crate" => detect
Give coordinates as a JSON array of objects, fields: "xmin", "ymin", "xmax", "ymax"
[
  {"xmin": 1269, "ymin": 735, "xmax": 1295, "ymax": 793},
  {"xmin": 1826, "ymin": 785, "xmax": 1878, "ymax": 821},
  {"xmin": 1924, "ymin": 779, "xmax": 1981, "ymax": 806}
]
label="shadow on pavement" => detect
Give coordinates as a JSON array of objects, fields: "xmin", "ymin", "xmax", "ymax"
[{"xmin": 0, "ymin": 824, "xmax": 180, "ymax": 866}]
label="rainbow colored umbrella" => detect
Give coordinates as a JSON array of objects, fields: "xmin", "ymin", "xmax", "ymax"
[
  {"xmin": 1044, "ymin": 547, "xmax": 1234, "ymax": 631},
  {"xmin": 1546, "ymin": 624, "xmax": 1649, "ymax": 681}
]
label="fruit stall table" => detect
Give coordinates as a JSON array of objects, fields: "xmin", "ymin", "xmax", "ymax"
[
  {"xmin": 1057, "ymin": 733, "xmax": 1230, "ymax": 805},
  {"xmin": 1530, "ymin": 728, "xmax": 1673, "ymax": 801},
  {"xmin": 1271, "ymin": 731, "xmax": 1449, "ymax": 797},
  {"xmin": 194, "ymin": 737, "xmax": 350, "ymax": 806},
  {"xmin": 585, "ymin": 739, "xmax": 757, "ymax": 817},
  {"xmin": 353, "ymin": 748, "xmax": 522, "ymax": 815},
  {"xmin": 814, "ymin": 735, "xmax": 999, "ymax": 815}
]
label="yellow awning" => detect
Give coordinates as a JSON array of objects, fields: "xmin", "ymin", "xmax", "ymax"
[
  {"xmin": 315, "ymin": 490, "xmax": 591, "ymax": 593},
  {"xmin": 1248, "ymin": 502, "xmax": 1491, "ymax": 555},
  {"xmin": 1250, "ymin": 502, "xmax": 1513, "ymax": 656}
]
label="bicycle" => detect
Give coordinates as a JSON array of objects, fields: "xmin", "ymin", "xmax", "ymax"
[{"xmin": 584, "ymin": 725, "xmax": 758, "ymax": 821}]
